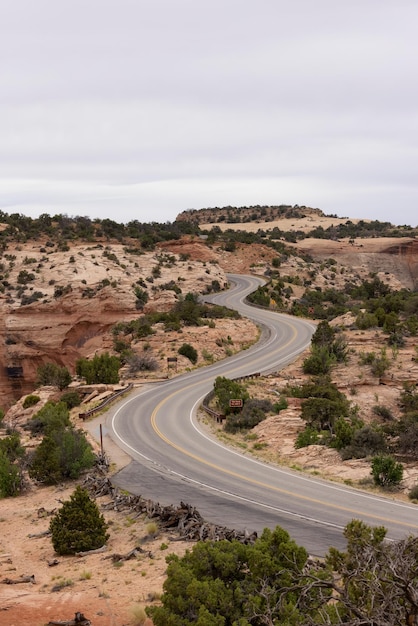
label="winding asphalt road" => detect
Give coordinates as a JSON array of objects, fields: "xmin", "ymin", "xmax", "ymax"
[{"xmin": 106, "ymin": 275, "xmax": 418, "ymax": 555}]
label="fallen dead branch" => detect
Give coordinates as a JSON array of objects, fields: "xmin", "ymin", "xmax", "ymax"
[
  {"xmin": 83, "ymin": 475, "xmax": 258, "ymax": 545},
  {"xmin": 75, "ymin": 544, "xmax": 107, "ymax": 557},
  {"xmin": 46, "ymin": 612, "xmax": 91, "ymax": 626},
  {"xmin": 104, "ymin": 546, "xmax": 153, "ymax": 562},
  {"xmin": 2, "ymin": 574, "xmax": 36, "ymax": 584},
  {"xmin": 28, "ymin": 530, "xmax": 51, "ymax": 538}
]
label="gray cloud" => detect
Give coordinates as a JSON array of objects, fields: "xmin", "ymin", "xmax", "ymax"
[{"xmin": 0, "ymin": 0, "xmax": 417, "ymax": 225}]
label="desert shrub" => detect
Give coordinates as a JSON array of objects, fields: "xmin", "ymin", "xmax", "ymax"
[
  {"xmin": 303, "ymin": 346, "xmax": 334, "ymax": 375},
  {"xmin": 295, "ymin": 426, "xmax": 320, "ymax": 448},
  {"xmin": 25, "ymin": 401, "xmax": 71, "ymax": 435},
  {"xmin": 399, "ymin": 383, "xmax": 418, "ymax": 413},
  {"xmin": 17, "ymin": 269, "xmax": 35, "ymax": 284},
  {"xmin": 408, "ymin": 484, "xmax": 418, "ymax": 501},
  {"xmin": 76, "ymin": 352, "xmax": 120, "ymax": 384},
  {"xmin": 360, "ymin": 349, "xmax": 391, "ymax": 378},
  {"xmin": 214, "ymin": 376, "xmax": 250, "ymax": 416},
  {"xmin": 341, "ymin": 426, "xmax": 386, "ymax": 460},
  {"xmin": 371, "ymin": 349, "xmax": 391, "ymax": 377},
  {"xmin": 224, "ymin": 399, "xmax": 273, "ymax": 433},
  {"xmin": 356, "ymin": 311, "xmax": 379, "ymax": 329},
  {"xmin": 0, "ymin": 450, "xmax": 21, "ymax": 497},
  {"xmin": 333, "ymin": 416, "xmax": 364, "ymax": 451},
  {"xmin": 60, "ymin": 391, "xmax": 82, "ymax": 409},
  {"xmin": 247, "ymin": 286, "xmax": 270, "ymax": 307},
  {"xmin": 301, "ymin": 395, "xmax": 349, "ymax": 434},
  {"xmin": 130, "ymin": 604, "xmax": 148, "ymax": 626},
  {"xmin": 29, "ymin": 426, "xmax": 95, "ymax": 484},
  {"xmin": 127, "ymin": 352, "xmax": 159, "ymax": 373},
  {"xmin": 371, "ymin": 455, "xmax": 403, "ymax": 488},
  {"xmin": 273, "ymin": 396, "xmax": 288, "ymax": 412},
  {"xmin": 178, "ymin": 343, "xmax": 198, "ymax": 364},
  {"xmin": 397, "ymin": 421, "xmax": 418, "ymax": 458},
  {"xmin": 22, "ymin": 394, "xmax": 41, "ymax": 409},
  {"xmin": 359, "ymin": 351, "xmax": 376, "ymax": 366},
  {"xmin": 113, "ymin": 338, "xmax": 131, "ymax": 354},
  {"xmin": 50, "ymin": 486, "xmax": 109, "ymax": 555},
  {"xmin": 0, "ymin": 431, "xmax": 24, "ymax": 462},
  {"xmin": 372, "ymin": 405, "xmax": 394, "ymax": 421},
  {"xmin": 311, "ymin": 320, "xmax": 336, "ymax": 347},
  {"xmin": 20, "ymin": 291, "xmax": 44, "ymax": 306},
  {"xmin": 134, "ymin": 286, "xmax": 149, "ymax": 310},
  {"xmin": 147, "ymin": 525, "xmax": 307, "ymax": 626},
  {"xmin": 37, "ymin": 362, "xmax": 72, "ymax": 390}
]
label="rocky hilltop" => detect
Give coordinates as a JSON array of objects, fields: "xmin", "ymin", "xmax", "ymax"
[{"xmin": 176, "ymin": 204, "xmax": 324, "ymax": 224}]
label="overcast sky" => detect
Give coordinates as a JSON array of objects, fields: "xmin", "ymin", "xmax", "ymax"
[{"xmin": 1, "ymin": 1, "xmax": 417, "ymax": 226}]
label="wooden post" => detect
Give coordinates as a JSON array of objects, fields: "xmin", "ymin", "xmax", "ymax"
[{"xmin": 99, "ymin": 423, "xmax": 104, "ymax": 457}]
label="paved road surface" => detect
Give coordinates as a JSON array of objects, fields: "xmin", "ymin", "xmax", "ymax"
[{"xmin": 101, "ymin": 275, "xmax": 418, "ymax": 555}]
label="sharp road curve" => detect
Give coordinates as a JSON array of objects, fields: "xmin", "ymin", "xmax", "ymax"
[{"xmin": 106, "ymin": 274, "xmax": 418, "ymax": 555}]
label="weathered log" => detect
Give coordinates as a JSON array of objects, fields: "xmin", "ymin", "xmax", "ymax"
[
  {"xmin": 104, "ymin": 546, "xmax": 153, "ymax": 562},
  {"xmin": 83, "ymin": 469, "xmax": 258, "ymax": 547},
  {"xmin": 28, "ymin": 529, "xmax": 51, "ymax": 538},
  {"xmin": 2, "ymin": 574, "xmax": 35, "ymax": 584},
  {"xmin": 76, "ymin": 544, "xmax": 107, "ymax": 557},
  {"xmin": 46, "ymin": 612, "xmax": 91, "ymax": 626},
  {"xmin": 37, "ymin": 506, "xmax": 56, "ymax": 518}
]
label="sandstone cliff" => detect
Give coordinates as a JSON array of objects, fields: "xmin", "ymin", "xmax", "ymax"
[{"xmin": 0, "ymin": 240, "xmax": 227, "ymax": 408}]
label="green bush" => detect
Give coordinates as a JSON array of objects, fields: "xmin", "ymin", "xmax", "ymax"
[
  {"xmin": 49, "ymin": 486, "xmax": 109, "ymax": 555},
  {"xmin": 0, "ymin": 450, "xmax": 21, "ymax": 497},
  {"xmin": 26, "ymin": 401, "xmax": 71, "ymax": 435},
  {"xmin": 134, "ymin": 286, "xmax": 149, "ymax": 310},
  {"xmin": 37, "ymin": 363, "xmax": 72, "ymax": 390},
  {"xmin": 59, "ymin": 391, "xmax": 82, "ymax": 409},
  {"xmin": 29, "ymin": 426, "xmax": 95, "ymax": 484},
  {"xmin": 295, "ymin": 426, "xmax": 320, "ymax": 448},
  {"xmin": 22, "ymin": 394, "xmax": 41, "ymax": 409},
  {"xmin": 147, "ymin": 525, "xmax": 307, "ymax": 625},
  {"xmin": 76, "ymin": 352, "xmax": 120, "ymax": 384},
  {"xmin": 178, "ymin": 343, "xmax": 198, "ymax": 364},
  {"xmin": 341, "ymin": 426, "xmax": 386, "ymax": 460},
  {"xmin": 0, "ymin": 431, "xmax": 25, "ymax": 462},
  {"xmin": 273, "ymin": 396, "xmax": 288, "ymax": 412},
  {"xmin": 224, "ymin": 399, "xmax": 273, "ymax": 433},
  {"xmin": 371, "ymin": 455, "xmax": 403, "ymax": 488},
  {"xmin": 303, "ymin": 346, "xmax": 334, "ymax": 375},
  {"xmin": 213, "ymin": 376, "xmax": 250, "ymax": 416},
  {"xmin": 247, "ymin": 286, "xmax": 270, "ymax": 307},
  {"xmin": 400, "ymin": 383, "xmax": 418, "ymax": 413},
  {"xmin": 301, "ymin": 396, "xmax": 349, "ymax": 434},
  {"xmin": 356, "ymin": 311, "xmax": 379, "ymax": 330}
]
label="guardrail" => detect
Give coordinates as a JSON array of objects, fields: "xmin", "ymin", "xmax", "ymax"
[{"xmin": 79, "ymin": 383, "xmax": 133, "ymax": 420}]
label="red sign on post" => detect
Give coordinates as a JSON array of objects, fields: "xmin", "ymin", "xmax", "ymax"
[{"xmin": 229, "ymin": 399, "xmax": 243, "ymax": 408}]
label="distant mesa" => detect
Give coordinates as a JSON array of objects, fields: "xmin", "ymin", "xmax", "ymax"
[{"xmin": 176, "ymin": 205, "xmax": 324, "ymax": 225}]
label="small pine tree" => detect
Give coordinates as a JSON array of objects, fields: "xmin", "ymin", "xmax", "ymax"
[
  {"xmin": 0, "ymin": 450, "xmax": 21, "ymax": 497},
  {"xmin": 49, "ymin": 486, "xmax": 109, "ymax": 555}
]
